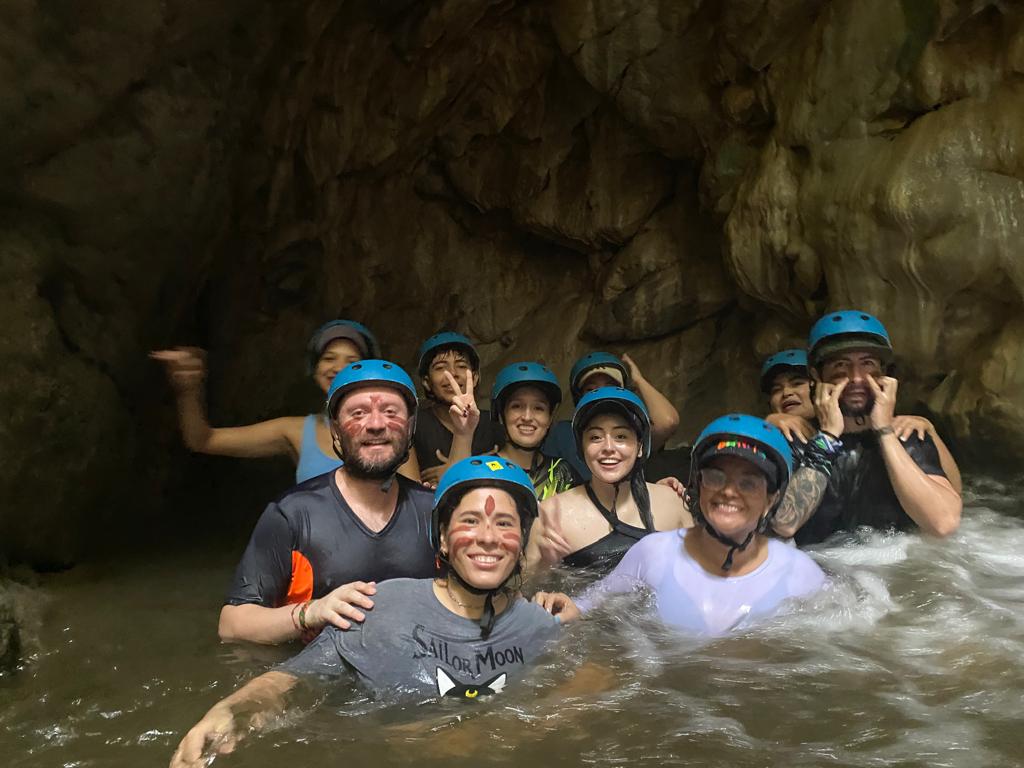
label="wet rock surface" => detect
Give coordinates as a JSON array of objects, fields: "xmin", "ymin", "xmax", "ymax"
[{"xmin": 0, "ymin": 1, "xmax": 1022, "ymax": 566}]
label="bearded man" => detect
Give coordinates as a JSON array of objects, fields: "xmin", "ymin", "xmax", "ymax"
[
  {"xmin": 218, "ymin": 360, "xmax": 435, "ymax": 644},
  {"xmin": 784, "ymin": 312, "xmax": 961, "ymax": 545}
]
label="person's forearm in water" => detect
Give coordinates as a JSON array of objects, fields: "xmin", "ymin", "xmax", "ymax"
[{"xmin": 170, "ymin": 671, "xmax": 297, "ymax": 768}]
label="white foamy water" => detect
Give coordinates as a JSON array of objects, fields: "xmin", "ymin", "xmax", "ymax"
[{"xmin": 1, "ymin": 477, "xmax": 1023, "ymax": 767}]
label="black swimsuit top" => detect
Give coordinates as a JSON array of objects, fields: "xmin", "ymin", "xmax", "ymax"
[{"xmin": 562, "ymin": 484, "xmax": 655, "ymax": 572}]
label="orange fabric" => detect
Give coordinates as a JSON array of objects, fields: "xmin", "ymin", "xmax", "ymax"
[{"xmin": 286, "ymin": 550, "xmax": 314, "ymax": 604}]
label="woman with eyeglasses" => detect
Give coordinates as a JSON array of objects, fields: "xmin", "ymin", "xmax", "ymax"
[{"xmin": 534, "ymin": 415, "xmax": 826, "ymax": 636}]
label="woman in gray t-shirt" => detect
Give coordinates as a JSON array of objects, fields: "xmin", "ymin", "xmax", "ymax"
[{"xmin": 171, "ymin": 456, "xmax": 560, "ymax": 768}]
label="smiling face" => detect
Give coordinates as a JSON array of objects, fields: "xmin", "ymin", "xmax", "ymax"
[
  {"xmin": 423, "ymin": 349, "xmax": 477, "ymax": 404},
  {"xmin": 440, "ymin": 488, "xmax": 522, "ymax": 590},
  {"xmin": 819, "ymin": 349, "xmax": 884, "ymax": 417},
  {"xmin": 582, "ymin": 412, "xmax": 640, "ymax": 484},
  {"xmin": 768, "ymin": 371, "xmax": 814, "ymax": 419},
  {"xmin": 698, "ymin": 455, "xmax": 776, "ymax": 539},
  {"xmin": 332, "ymin": 385, "xmax": 412, "ymax": 479},
  {"xmin": 502, "ymin": 385, "xmax": 553, "ymax": 449},
  {"xmin": 314, "ymin": 339, "xmax": 363, "ymax": 394}
]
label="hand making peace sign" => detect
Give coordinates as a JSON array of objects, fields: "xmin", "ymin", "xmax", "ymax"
[{"xmin": 443, "ymin": 370, "xmax": 480, "ymax": 438}]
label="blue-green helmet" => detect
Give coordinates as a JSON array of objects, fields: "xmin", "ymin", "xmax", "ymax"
[
  {"xmin": 491, "ymin": 362, "xmax": 562, "ymax": 421},
  {"xmin": 430, "ymin": 456, "xmax": 539, "ymax": 552},
  {"xmin": 572, "ymin": 386, "xmax": 652, "ymax": 460},
  {"xmin": 416, "ymin": 331, "xmax": 480, "ymax": 377},
  {"xmin": 569, "ymin": 352, "xmax": 629, "ymax": 404},
  {"xmin": 686, "ymin": 414, "xmax": 794, "ymax": 570},
  {"xmin": 325, "ymin": 359, "xmax": 418, "ymax": 419},
  {"xmin": 689, "ymin": 414, "xmax": 793, "ymax": 495},
  {"xmin": 760, "ymin": 349, "xmax": 809, "ymax": 393},
  {"xmin": 807, "ymin": 310, "xmax": 892, "ymax": 368},
  {"xmin": 307, "ymin": 320, "xmax": 381, "ymax": 374}
]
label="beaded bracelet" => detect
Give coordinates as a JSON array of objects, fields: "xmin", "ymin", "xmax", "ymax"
[{"xmin": 298, "ymin": 599, "xmax": 313, "ymax": 632}]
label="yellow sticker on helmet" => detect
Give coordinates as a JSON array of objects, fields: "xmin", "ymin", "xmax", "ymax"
[{"xmin": 486, "ymin": 461, "xmax": 503, "ymax": 471}]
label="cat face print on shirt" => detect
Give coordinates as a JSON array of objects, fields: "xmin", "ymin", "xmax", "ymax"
[{"xmin": 436, "ymin": 668, "xmax": 507, "ymax": 698}]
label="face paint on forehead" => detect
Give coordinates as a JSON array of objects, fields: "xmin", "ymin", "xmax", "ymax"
[{"xmin": 484, "ymin": 495, "xmax": 495, "ymax": 517}]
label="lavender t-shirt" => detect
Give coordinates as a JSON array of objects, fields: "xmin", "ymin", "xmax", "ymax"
[{"xmin": 576, "ymin": 529, "xmax": 825, "ymax": 636}]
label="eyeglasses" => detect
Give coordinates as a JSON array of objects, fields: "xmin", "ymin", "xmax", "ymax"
[{"xmin": 699, "ymin": 467, "xmax": 768, "ymax": 495}]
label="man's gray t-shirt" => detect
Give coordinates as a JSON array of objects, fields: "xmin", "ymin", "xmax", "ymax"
[{"xmin": 279, "ymin": 578, "xmax": 561, "ymax": 700}]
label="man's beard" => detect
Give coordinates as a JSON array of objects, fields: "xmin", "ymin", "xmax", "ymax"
[
  {"xmin": 839, "ymin": 389, "xmax": 875, "ymax": 418},
  {"xmin": 339, "ymin": 431, "xmax": 410, "ymax": 480}
]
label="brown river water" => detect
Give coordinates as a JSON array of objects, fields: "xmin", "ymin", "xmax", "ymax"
[{"xmin": 2, "ymin": 476, "xmax": 1023, "ymax": 768}]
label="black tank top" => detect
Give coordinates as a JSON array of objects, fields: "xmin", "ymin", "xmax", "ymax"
[
  {"xmin": 225, "ymin": 473, "xmax": 436, "ymax": 606},
  {"xmin": 562, "ymin": 484, "xmax": 655, "ymax": 572}
]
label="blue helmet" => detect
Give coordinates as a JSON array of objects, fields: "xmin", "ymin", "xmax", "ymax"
[
  {"xmin": 686, "ymin": 414, "xmax": 794, "ymax": 570},
  {"xmin": 491, "ymin": 362, "xmax": 562, "ymax": 421},
  {"xmin": 689, "ymin": 414, "xmax": 793, "ymax": 495},
  {"xmin": 431, "ymin": 455, "xmax": 539, "ymax": 552},
  {"xmin": 569, "ymin": 352, "xmax": 629, "ymax": 404},
  {"xmin": 760, "ymin": 349, "xmax": 809, "ymax": 393},
  {"xmin": 325, "ymin": 359, "xmax": 418, "ymax": 419},
  {"xmin": 307, "ymin": 319, "xmax": 381, "ymax": 374},
  {"xmin": 572, "ymin": 386, "xmax": 652, "ymax": 460},
  {"xmin": 416, "ymin": 331, "xmax": 480, "ymax": 377},
  {"xmin": 807, "ymin": 310, "xmax": 893, "ymax": 368}
]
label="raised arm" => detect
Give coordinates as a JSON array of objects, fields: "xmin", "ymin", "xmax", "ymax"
[
  {"xmin": 772, "ymin": 378, "xmax": 847, "ymax": 538},
  {"xmin": 170, "ymin": 670, "xmax": 297, "ymax": 768},
  {"xmin": 441, "ymin": 370, "xmax": 481, "ymax": 468},
  {"xmin": 525, "ymin": 496, "xmax": 575, "ymax": 583},
  {"xmin": 870, "ymin": 377, "xmax": 961, "ymax": 536},
  {"xmin": 622, "ymin": 354, "xmax": 679, "ymax": 453},
  {"xmin": 151, "ymin": 347, "xmax": 301, "ymax": 459}
]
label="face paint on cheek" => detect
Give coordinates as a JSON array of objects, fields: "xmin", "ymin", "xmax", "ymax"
[
  {"xmin": 340, "ymin": 417, "xmax": 363, "ymax": 437},
  {"xmin": 499, "ymin": 530, "xmax": 522, "ymax": 553},
  {"xmin": 384, "ymin": 416, "xmax": 407, "ymax": 432},
  {"xmin": 446, "ymin": 522, "xmax": 476, "ymax": 556},
  {"xmin": 448, "ymin": 534, "xmax": 475, "ymax": 556}
]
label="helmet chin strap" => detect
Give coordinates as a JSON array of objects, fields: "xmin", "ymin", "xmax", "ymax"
[
  {"xmin": 700, "ymin": 524, "xmax": 756, "ymax": 572},
  {"xmin": 448, "ymin": 569, "xmax": 499, "ymax": 638},
  {"xmin": 442, "ymin": 558, "xmax": 523, "ymax": 639}
]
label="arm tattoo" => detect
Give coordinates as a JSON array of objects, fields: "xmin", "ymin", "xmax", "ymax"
[{"xmin": 772, "ymin": 467, "xmax": 828, "ymax": 535}]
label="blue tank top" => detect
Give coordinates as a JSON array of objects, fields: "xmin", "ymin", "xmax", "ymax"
[{"xmin": 296, "ymin": 414, "xmax": 343, "ymax": 483}]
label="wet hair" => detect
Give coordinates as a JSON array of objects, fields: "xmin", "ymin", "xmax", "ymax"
[{"xmin": 581, "ymin": 403, "xmax": 653, "ymax": 531}]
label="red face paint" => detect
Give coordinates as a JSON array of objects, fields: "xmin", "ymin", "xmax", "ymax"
[
  {"xmin": 340, "ymin": 416, "xmax": 363, "ymax": 437},
  {"xmin": 499, "ymin": 530, "xmax": 522, "ymax": 553},
  {"xmin": 484, "ymin": 495, "xmax": 495, "ymax": 517},
  {"xmin": 448, "ymin": 534, "xmax": 475, "ymax": 556}
]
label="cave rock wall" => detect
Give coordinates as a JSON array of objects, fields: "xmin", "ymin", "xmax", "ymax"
[{"xmin": 1, "ymin": 0, "xmax": 1022, "ymax": 565}]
